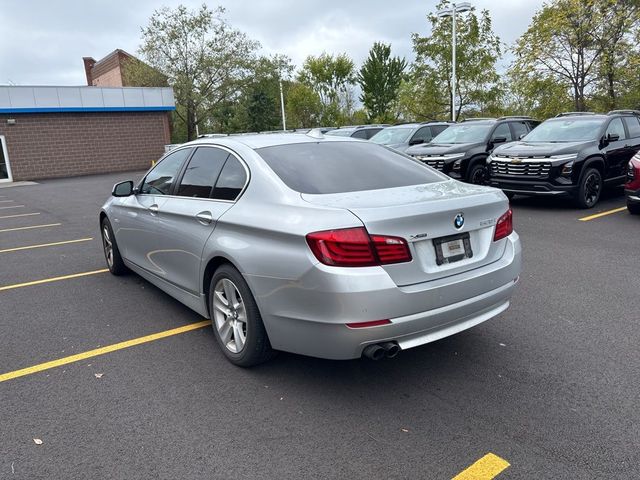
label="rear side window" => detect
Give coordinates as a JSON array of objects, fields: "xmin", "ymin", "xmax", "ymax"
[
  {"xmin": 623, "ymin": 117, "xmax": 640, "ymax": 138},
  {"xmin": 212, "ymin": 157, "xmax": 247, "ymax": 201},
  {"xmin": 256, "ymin": 141, "xmax": 444, "ymax": 194},
  {"xmin": 176, "ymin": 147, "xmax": 229, "ymax": 198},
  {"xmin": 140, "ymin": 148, "xmax": 191, "ymax": 195}
]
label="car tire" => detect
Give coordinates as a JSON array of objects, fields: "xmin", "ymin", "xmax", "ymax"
[
  {"xmin": 100, "ymin": 217, "xmax": 128, "ymax": 275},
  {"xmin": 627, "ymin": 201, "xmax": 640, "ymax": 215},
  {"xmin": 467, "ymin": 163, "xmax": 490, "ymax": 185},
  {"xmin": 575, "ymin": 167, "xmax": 602, "ymax": 209},
  {"xmin": 209, "ymin": 264, "xmax": 275, "ymax": 367}
]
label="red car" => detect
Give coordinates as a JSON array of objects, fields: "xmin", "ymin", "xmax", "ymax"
[{"xmin": 626, "ymin": 154, "xmax": 640, "ymax": 214}]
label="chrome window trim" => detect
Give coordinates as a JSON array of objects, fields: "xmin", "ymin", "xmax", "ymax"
[{"xmin": 137, "ymin": 143, "xmax": 251, "ymax": 204}]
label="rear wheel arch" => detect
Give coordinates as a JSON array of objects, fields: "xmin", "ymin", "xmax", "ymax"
[{"xmin": 203, "ymin": 256, "xmax": 242, "ymax": 315}]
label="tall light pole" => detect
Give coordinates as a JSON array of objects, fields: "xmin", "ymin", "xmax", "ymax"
[
  {"xmin": 437, "ymin": 2, "xmax": 472, "ymax": 122},
  {"xmin": 279, "ymin": 79, "xmax": 287, "ymax": 131}
]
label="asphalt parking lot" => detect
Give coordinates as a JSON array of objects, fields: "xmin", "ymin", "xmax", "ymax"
[{"xmin": 0, "ymin": 172, "xmax": 638, "ymax": 480}]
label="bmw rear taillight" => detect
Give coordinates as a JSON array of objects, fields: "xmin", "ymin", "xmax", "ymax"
[
  {"xmin": 493, "ymin": 209, "xmax": 513, "ymax": 241},
  {"xmin": 306, "ymin": 227, "xmax": 412, "ymax": 267}
]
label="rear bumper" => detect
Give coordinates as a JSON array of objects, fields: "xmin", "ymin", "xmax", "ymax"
[{"xmin": 248, "ymin": 233, "xmax": 522, "ymax": 360}]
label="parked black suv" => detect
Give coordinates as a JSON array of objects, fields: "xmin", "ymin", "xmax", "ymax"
[
  {"xmin": 488, "ymin": 111, "xmax": 640, "ymax": 208},
  {"xmin": 325, "ymin": 124, "xmax": 388, "ymax": 139},
  {"xmin": 405, "ymin": 116, "xmax": 540, "ymax": 184}
]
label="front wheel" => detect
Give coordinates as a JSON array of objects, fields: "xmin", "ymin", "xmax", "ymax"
[
  {"xmin": 209, "ymin": 264, "xmax": 275, "ymax": 367},
  {"xmin": 467, "ymin": 163, "xmax": 490, "ymax": 185},
  {"xmin": 575, "ymin": 167, "xmax": 602, "ymax": 209}
]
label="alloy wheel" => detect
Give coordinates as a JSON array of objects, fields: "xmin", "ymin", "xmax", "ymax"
[
  {"xmin": 471, "ymin": 166, "xmax": 489, "ymax": 185},
  {"xmin": 584, "ymin": 172, "xmax": 601, "ymax": 207},
  {"xmin": 213, "ymin": 278, "xmax": 247, "ymax": 353},
  {"xmin": 102, "ymin": 226, "xmax": 113, "ymax": 268}
]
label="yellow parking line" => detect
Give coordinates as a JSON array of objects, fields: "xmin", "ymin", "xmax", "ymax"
[
  {"xmin": 0, "ymin": 237, "xmax": 93, "ymax": 254},
  {"xmin": 0, "ymin": 212, "xmax": 40, "ymax": 220},
  {"xmin": 0, "ymin": 223, "xmax": 61, "ymax": 233},
  {"xmin": 0, "ymin": 269, "xmax": 108, "ymax": 292},
  {"xmin": 452, "ymin": 453, "xmax": 510, "ymax": 480},
  {"xmin": 0, "ymin": 320, "xmax": 212, "ymax": 383},
  {"xmin": 579, "ymin": 206, "xmax": 627, "ymax": 222},
  {"xmin": 0, "ymin": 205, "xmax": 24, "ymax": 210}
]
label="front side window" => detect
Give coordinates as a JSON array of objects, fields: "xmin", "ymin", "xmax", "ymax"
[
  {"xmin": 140, "ymin": 148, "xmax": 191, "ymax": 195},
  {"xmin": 176, "ymin": 147, "xmax": 229, "ymax": 198},
  {"xmin": 492, "ymin": 123, "xmax": 513, "ymax": 142},
  {"xmin": 211, "ymin": 157, "xmax": 248, "ymax": 201},
  {"xmin": 511, "ymin": 121, "xmax": 529, "ymax": 140},
  {"xmin": 351, "ymin": 129, "xmax": 368, "ymax": 139},
  {"xmin": 412, "ymin": 126, "xmax": 433, "ymax": 143},
  {"xmin": 257, "ymin": 141, "xmax": 444, "ymax": 194},
  {"xmin": 606, "ymin": 118, "xmax": 626, "ymax": 140}
]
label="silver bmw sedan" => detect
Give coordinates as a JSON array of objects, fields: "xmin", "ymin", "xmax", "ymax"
[{"xmin": 100, "ymin": 132, "xmax": 521, "ymax": 366}]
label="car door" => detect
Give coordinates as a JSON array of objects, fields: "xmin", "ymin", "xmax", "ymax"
[
  {"xmin": 152, "ymin": 146, "xmax": 248, "ymax": 294},
  {"xmin": 602, "ymin": 117, "xmax": 628, "ymax": 179},
  {"xmin": 113, "ymin": 147, "xmax": 192, "ymax": 272}
]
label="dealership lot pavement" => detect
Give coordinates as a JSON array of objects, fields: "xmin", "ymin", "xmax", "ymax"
[{"xmin": 0, "ymin": 172, "xmax": 638, "ymax": 479}]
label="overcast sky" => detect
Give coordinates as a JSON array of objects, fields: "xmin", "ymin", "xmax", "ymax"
[{"xmin": 0, "ymin": 0, "xmax": 544, "ymax": 86}]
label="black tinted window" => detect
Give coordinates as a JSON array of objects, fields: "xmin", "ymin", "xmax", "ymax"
[
  {"xmin": 352, "ymin": 129, "xmax": 368, "ymax": 139},
  {"xmin": 177, "ymin": 147, "xmax": 229, "ymax": 198},
  {"xmin": 606, "ymin": 118, "xmax": 626, "ymax": 140},
  {"xmin": 511, "ymin": 121, "xmax": 528, "ymax": 140},
  {"xmin": 141, "ymin": 148, "xmax": 190, "ymax": 195},
  {"xmin": 623, "ymin": 117, "xmax": 640, "ymax": 138},
  {"xmin": 492, "ymin": 123, "xmax": 513, "ymax": 141},
  {"xmin": 257, "ymin": 141, "xmax": 444, "ymax": 194},
  {"xmin": 412, "ymin": 126, "xmax": 432, "ymax": 143},
  {"xmin": 212, "ymin": 157, "xmax": 247, "ymax": 201}
]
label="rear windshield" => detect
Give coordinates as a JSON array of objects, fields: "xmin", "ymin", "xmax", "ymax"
[{"xmin": 256, "ymin": 141, "xmax": 444, "ymax": 194}]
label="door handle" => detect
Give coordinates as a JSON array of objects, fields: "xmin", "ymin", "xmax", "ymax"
[
  {"xmin": 148, "ymin": 204, "xmax": 159, "ymax": 215},
  {"xmin": 195, "ymin": 211, "xmax": 213, "ymax": 225}
]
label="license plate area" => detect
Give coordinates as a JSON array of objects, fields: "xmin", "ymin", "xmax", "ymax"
[{"xmin": 433, "ymin": 233, "xmax": 473, "ymax": 266}]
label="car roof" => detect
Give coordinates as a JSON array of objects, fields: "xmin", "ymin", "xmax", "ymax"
[{"xmin": 185, "ymin": 132, "xmax": 356, "ymax": 150}]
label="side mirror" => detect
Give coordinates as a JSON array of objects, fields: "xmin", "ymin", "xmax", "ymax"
[
  {"xmin": 409, "ymin": 138, "xmax": 425, "ymax": 146},
  {"xmin": 112, "ymin": 180, "xmax": 134, "ymax": 197},
  {"xmin": 518, "ymin": 133, "xmax": 527, "ymax": 140},
  {"xmin": 492, "ymin": 136, "xmax": 508, "ymax": 144},
  {"xmin": 606, "ymin": 133, "xmax": 620, "ymax": 142}
]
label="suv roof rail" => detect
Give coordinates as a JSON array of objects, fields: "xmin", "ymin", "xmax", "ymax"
[
  {"xmin": 555, "ymin": 112, "xmax": 596, "ymax": 117},
  {"xmin": 392, "ymin": 121, "xmax": 420, "ymax": 126},
  {"xmin": 497, "ymin": 115, "xmax": 533, "ymax": 121},
  {"xmin": 198, "ymin": 133, "xmax": 229, "ymax": 138},
  {"xmin": 419, "ymin": 120, "xmax": 454, "ymax": 125},
  {"xmin": 461, "ymin": 117, "xmax": 495, "ymax": 122},
  {"xmin": 607, "ymin": 109, "xmax": 640, "ymax": 116}
]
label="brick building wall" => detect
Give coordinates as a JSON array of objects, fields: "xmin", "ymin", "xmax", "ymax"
[{"xmin": 0, "ymin": 111, "xmax": 171, "ymax": 181}]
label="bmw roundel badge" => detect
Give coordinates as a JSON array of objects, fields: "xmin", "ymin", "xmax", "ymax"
[{"xmin": 454, "ymin": 213, "xmax": 464, "ymax": 229}]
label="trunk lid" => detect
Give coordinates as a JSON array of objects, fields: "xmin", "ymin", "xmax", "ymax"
[{"xmin": 302, "ymin": 180, "xmax": 510, "ymax": 286}]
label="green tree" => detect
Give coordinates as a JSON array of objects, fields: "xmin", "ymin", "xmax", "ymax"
[
  {"xmin": 403, "ymin": 0, "xmax": 503, "ymax": 121},
  {"xmin": 297, "ymin": 53, "xmax": 356, "ymax": 125},
  {"xmin": 285, "ymin": 82, "xmax": 323, "ymax": 128},
  {"xmin": 512, "ymin": 0, "xmax": 639, "ymax": 113},
  {"xmin": 135, "ymin": 4, "xmax": 260, "ymax": 141},
  {"xmin": 358, "ymin": 42, "xmax": 407, "ymax": 122}
]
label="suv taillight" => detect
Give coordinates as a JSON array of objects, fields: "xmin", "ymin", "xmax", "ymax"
[
  {"xmin": 493, "ymin": 209, "xmax": 513, "ymax": 241},
  {"xmin": 306, "ymin": 227, "xmax": 412, "ymax": 267}
]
